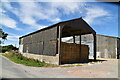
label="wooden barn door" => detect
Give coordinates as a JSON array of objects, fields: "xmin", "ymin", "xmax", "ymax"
[{"xmin": 61, "ymin": 42, "xmax": 81, "ymax": 64}]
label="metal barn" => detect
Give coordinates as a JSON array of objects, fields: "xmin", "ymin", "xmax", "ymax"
[
  {"xmin": 19, "ymin": 17, "xmax": 96, "ymax": 65},
  {"xmin": 67, "ymin": 34, "xmax": 120, "ymax": 59}
]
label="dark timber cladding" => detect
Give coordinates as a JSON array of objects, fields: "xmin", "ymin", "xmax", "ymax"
[{"xmin": 19, "ymin": 17, "xmax": 96, "ymax": 64}]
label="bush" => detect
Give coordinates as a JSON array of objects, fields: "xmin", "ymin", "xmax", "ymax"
[{"xmin": 1, "ymin": 45, "xmax": 18, "ymax": 53}]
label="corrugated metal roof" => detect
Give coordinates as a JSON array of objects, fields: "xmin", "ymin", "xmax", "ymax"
[{"xmin": 20, "ymin": 17, "xmax": 96, "ymax": 38}]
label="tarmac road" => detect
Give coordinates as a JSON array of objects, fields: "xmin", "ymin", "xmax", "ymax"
[{"xmin": 0, "ymin": 55, "xmax": 119, "ymax": 78}]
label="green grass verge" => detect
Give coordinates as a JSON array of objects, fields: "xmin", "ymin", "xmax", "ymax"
[
  {"xmin": 2, "ymin": 52, "xmax": 57, "ymax": 67},
  {"xmin": 2, "ymin": 52, "xmax": 86, "ymax": 67}
]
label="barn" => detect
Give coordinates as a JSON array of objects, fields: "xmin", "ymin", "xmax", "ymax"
[
  {"xmin": 67, "ymin": 34, "xmax": 120, "ymax": 59},
  {"xmin": 19, "ymin": 17, "xmax": 96, "ymax": 65}
]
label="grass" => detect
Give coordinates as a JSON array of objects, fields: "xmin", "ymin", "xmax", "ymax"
[
  {"xmin": 2, "ymin": 52, "xmax": 84, "ymax": 67},
  {"xmin": 1, "ymin": 52, "xmax": 101, "ymax": 68},
  {"xmin": 2, "ymin": 52, "xmax": 57, "ymax": 67}
]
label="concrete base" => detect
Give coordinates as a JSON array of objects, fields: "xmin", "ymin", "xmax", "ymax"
[{"xmin": 22, "ymin": 53, "xmax": 59, "ymax": 65}]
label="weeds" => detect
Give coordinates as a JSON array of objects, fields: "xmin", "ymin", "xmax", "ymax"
[{"xmin": 2, "ymin": 52, "xmax": 56, "ymax": 67}]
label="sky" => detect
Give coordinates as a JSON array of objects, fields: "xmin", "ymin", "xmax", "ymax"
[{"xmin": 0, "ymin": 0, "xmax": 119, "ymax": 47}]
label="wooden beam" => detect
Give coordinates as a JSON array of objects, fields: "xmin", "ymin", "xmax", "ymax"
[
  {"xmin": 58, "ymin": 25, "xmax": 62, "ymax": 65},
  {"xmin": 79, "ymin": 34, "xmax": 81, "ymax": 61},
  {"xmin": 73, "ymin": 35, "xmax": 75, "ymax": 43}
]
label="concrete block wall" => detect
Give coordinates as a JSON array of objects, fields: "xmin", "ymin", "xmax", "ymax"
[{"xmin": 22, "ymin": 53, "xmax": 59, "ymax": 65}]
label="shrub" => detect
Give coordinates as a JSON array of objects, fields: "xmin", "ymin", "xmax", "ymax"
[{"xmin": 1, "ymin": 45, "xmax": 18, "ymax": 53}]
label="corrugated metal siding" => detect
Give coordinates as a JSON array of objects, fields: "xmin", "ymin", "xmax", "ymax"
[
  {"xmin": 66, "ymin": 34, "xmax": 119, "ymax": 59},
  {"xmin": 20, "ymin": 26, "xmax": 58, "ymax": 56},
  {"xmin": 97, "ymin": 35, "xmax": 117, "ymax": 58}
]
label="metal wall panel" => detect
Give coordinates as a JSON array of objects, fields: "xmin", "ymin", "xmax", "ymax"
[
  {"xmin": 66, "ymin": 34, "xmax": 119, "ymax": 59},
  {"xmin": 43, "ymin": 40, "xmax": 57, "ymax": 56},
  {"xmin": 20, "ymin": 26, "xmax": 58, "ymax": 56},
  {"xmin": 96, "ymin": 35, "xmax": 117, "ymax": 58}
]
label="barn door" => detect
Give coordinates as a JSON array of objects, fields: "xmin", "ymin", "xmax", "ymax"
[{"xmin": 61, "ymin": 42, "xmax": 80, "ymax": 64}]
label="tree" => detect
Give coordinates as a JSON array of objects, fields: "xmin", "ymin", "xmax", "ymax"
[
  {"xmin": 0, "ymin": 28, "xmax": 8, "ymax": 42},
  {"xmin": 1, "ymin": 45, "xmax": 18, "ymax": 53},
  {"xmin": 0, "ymin": 28, "xmax": 8, "ymax": 52},
  {"xmin": 2, "ymin": 32, "xmax": 8, "ymax": 40}
]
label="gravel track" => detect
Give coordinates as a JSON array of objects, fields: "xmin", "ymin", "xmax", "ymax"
[{"xmin": 1, "ymin": 55, "xmax": 119, "ymax": 78}]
